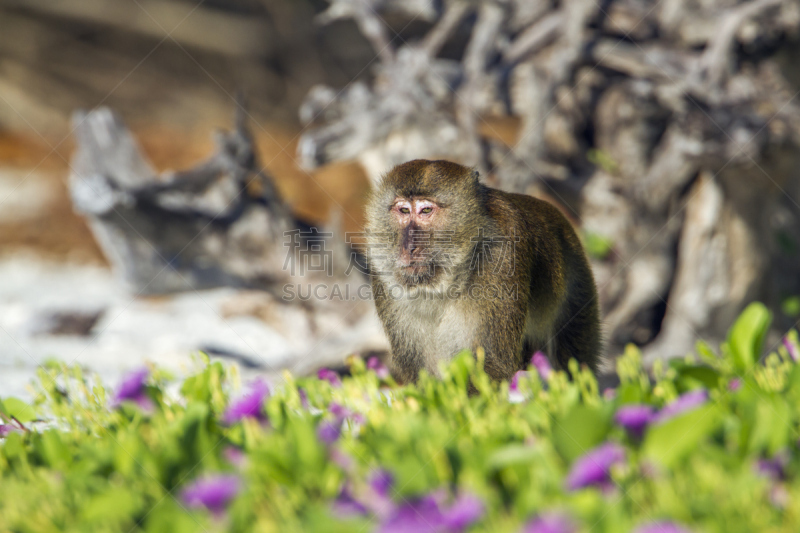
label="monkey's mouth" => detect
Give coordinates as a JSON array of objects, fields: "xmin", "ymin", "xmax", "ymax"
[
  {"xmin": 395, "ymin": 261, "xmax": 439, "ymax": 285},
  {"xmin": 400, "ymin": 264, "xmax": 428, "ymax": 273},
  {"xmin": 397, "ymin": 258, "xmax": 433, "ymax": 271}
]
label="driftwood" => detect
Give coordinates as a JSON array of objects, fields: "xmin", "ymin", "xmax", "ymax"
[
  {"xmin": 68, "ymin": 105, "xmax": 389, "ymax": 373},
  {"xmin": 298, "ymin": 0, "xmax": 800, "ymax": 363},
  {"xmin": 69, "ymin": 105, "xmax": 295, "ymax": 294},
  {"xmin": 0, "ymin": 0, "xmax": 376, "ymax": 132}
]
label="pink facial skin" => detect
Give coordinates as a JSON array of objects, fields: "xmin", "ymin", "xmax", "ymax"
[
  {"xmin": 393, "ymin": 198, "xmax": 441, "ymax": 271},
  {"xmin": 392, "ymin": 198, "xmax": 439, "ymax": 222}
]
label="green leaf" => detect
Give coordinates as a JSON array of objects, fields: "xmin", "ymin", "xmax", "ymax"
[
  {"xmin": 787, "ymin": 364, "xmax": 800, "ymax": 398},
  {"xmin": 670, "ymin": 362, "xmax": 722, "ymax": 391},
  {"xmin": 488, "ymin": 444, "xmax": 539, "ymax": 470},
  {"xmin": 748, "ymin": 397, "xmax": 792, "ymax": 454},
  {"xmin": 1, "ymin": 397, "xmax": 37, "ymax": 423},
  {"xmin": 587, "ymin": 148, "xmax": 620, "ymax": 176},
  {"xmin": 392, "ymin": 456, "xmax": 429, "ymax": 495},
  {"xmin": 304, "ymin": 505, "xmax": 371, "ymax": 533},
  {"xmin": 145, "ymin": 498, "xmax": 202, "ymax": 533},
  {"xmin": 32, "ymin": 430, "xmax": 72, "ymax": 469},
  {"xmin": 81, "ymin": 487, "xmax": 141, "ymax": 524},
  {"xmin": 643, "ymin": 405, "xmax": 720, "ymax": 468},
  {"xmin": 616, "ymin": 383, "xmax": 644, "ymax": 404},
  {"xmin": 552, "ymin": 404, "xmax": 612, "ymax": 463},
  {"xmin": 781, "ymin": 296, "xmax": 800, "ymax": 317},
  {"xmin": 726, "ymin": 302, "xmax": 772, "ymax": 372},
  {"xmin": 582, "ymin": 231, "xmax": 615, "ymax": 260},
  {"xmin": 695, "ymin": 340, "xmax": 719, "ymax": 367},
  {"xmin": 2, "ymin": 431, "xmax": 26, "ymax": 460}
]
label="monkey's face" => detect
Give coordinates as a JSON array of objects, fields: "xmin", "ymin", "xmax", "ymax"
[
  {"xmin": 365, "ymin": 159, "xmax": 486, "ymax": 289},
  {"xmin": 382, "ymin": 196, "xmax": 453, "ymax": 286}
]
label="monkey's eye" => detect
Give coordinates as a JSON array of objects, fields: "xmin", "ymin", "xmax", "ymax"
[
  {"xmin": 420, "ymin": 207, "xmax": 433, "ymax": 214},
  {"xmin": 399, "ymin": 207, "xmax": 410, "ymax": 214}
]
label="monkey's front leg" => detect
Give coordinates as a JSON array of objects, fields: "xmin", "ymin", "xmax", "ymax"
[{"xmin": 472, "ymin": 298, "xmax": 528, "ymax": 382}]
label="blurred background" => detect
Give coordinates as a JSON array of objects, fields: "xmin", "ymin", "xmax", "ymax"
[{"xmin": 0, "ymin": 0, "xmax": 799, "ymax": 396}]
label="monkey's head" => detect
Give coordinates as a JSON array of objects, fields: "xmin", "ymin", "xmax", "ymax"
[{"xmin": 365, "ymin": 159, "xmax": 488, "ymax": 288}]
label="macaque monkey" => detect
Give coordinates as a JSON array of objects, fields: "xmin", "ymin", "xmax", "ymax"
[{"xmin": 365, "ymin": 159, "xmax": 601, "ymax": 384}]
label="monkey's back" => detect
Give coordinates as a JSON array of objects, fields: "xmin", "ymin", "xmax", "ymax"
[{"xmin": 483, "ymin": 188, "xmax": 602, "ymax": 372}]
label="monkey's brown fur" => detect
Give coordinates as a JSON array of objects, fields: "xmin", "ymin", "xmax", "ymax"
[{"xmin": 365, "ymin": 159, "xmax": 601, "ymax": 384}]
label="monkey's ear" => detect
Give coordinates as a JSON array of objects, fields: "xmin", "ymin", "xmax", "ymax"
[{"xmin": 469, "ymin": 169, "xmax": 481, "ymax": 183}]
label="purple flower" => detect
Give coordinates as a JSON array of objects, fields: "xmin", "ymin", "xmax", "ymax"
[
  {"xmin": 329, "ymin": 402, "xmax": 352, "ymax": 421},
  {"xmin": 365, "ymin": 469, "xmax": 396, "ymax": 518},
  {"xmin": 521, "ymin": 512, "xmax": 577, "ymax": 533},
  {"xmin": 510, "ymin": 371, "xmax": 525, "ymax": 393},
  {"xmin": 298, "ymin": 387, "xmax": 309, "ymax": 409},
  {"xmin": 440, "ymin": 493, "xmax": 484, "ymax": 531},
  {"xmin": 318, "ymin": 421, "xmax": 342, "ymax": 444},
  {"xmin": 328, "ymin": 402, "xmax": 366, "ymax": 427},
  {"xmin": 614, "ymin": 404, "xmax": 654, "ymax": 439},
  {"xmin": 370, "ymin": 469, "xmax": 394, "ymax": 497},
  {"xmin": 379, "ymin": 494, "xmax": 442, "ymax": 533},
  {"xmin": 0, "ymin": 424, "xmax": 19, "ymax": 437},
  {"xmin": 728, "ymin": 378, "xmax": 742, "ymax": 392},
  {"xmin": 633, "ymin": 521, "xmax": 692, "ymax": 533},
  {"xmin": 783, "ymin": 336, "xmax": 798, "ymax": 362},
  {"xmin": 223, "ymin": 446, "xmax": 247, "ymax": 468},
  {"xmin": 318, "ymin": 368, "xmax": 342, "ymax": 387},
  {"xmin": 509, "ymin": 371, "xmax": 528, "ymax": 402},
  {"xmin": 368, "ymin": 356, "xmax": 391, "ymax": 379},
  {"xmin": 111, "ymin": 368, "xmax": 153, "ymax": 410},
  {"xmin": 332, "ymin": 485, "xmax": 369, "ymax": 517},
  {"xmin": 378, "ymin": 492, "xmax": 483, "ymax": 533},
  {"xmin": 223, "ymin": 379, "xmax": 270, "ymax": 424},
  {"xmin": 653, "ymin": 390, "xmax": 708, "ymax": 423},
  {"xmin": 181, "ymin": 474, "xmax": 240, "ymax": 515},
  {"xmin": 756, "ymin": 452, "xmax": 789, "ymax": 481},
  {"xmin": 531, "ymin": 352, "xmax": 552, "ymax": 380},
  {"xmin": 603, "ymin": 388, "xmax": 617, "ymax": 400},
  {"xmin": 328, "ymin": 470, "xmax": 395, "ymax": 520},
  {"xmin": 769, "ymin": 484, "xmax": 790, "ymax": 508},
  {"xmin": 566, "ymin": 442, "xmax": 625, "ymax": 491},
  {"xmin": 330, "ymin": 448, "xmax": 355, "ymax": 471}
]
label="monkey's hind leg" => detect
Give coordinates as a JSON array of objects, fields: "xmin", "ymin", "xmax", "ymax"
[{"xmin": 552, "ymin": 288, "xmax": 602, "ymax": 374}]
